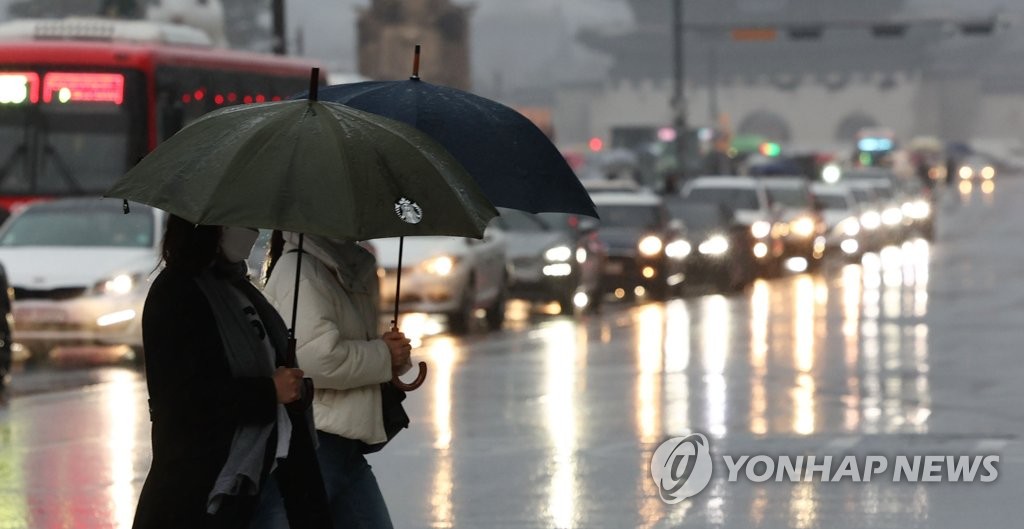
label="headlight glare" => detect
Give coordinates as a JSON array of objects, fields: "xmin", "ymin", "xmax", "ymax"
[
  {"xmin": 665, "ymin": 240, "xmax": 692, "ymax": 259},
  {"xmin": 98, "ymin": 273, "xmax": 136, "ymax": 295},
  {"xmin": 790, "ymin": 217, "xmax": 816, "ymax": 237},
  {"xmin": 423, "ymin": 255, "xmax": 456, "ymax": 276},
  {"xmin": 544, "ymin": 245, "xmax": 572, "ymax": 262},
  {"xmin": 698, "ymin": 235, "xmax": 729, "ymax": 255},
  {"xmin": 638, "ymin": 235, "xmax": 663, "ymax": 256},
  {"xmin": 751, "ymin": 220, "xmax": 772, "ymax": 239}
]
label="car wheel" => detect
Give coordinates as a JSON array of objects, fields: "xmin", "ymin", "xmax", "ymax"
[
  {"xmin": 447, "ymin": 276, "xmax": 476, "ymax": 336},
  {"xmin": 485, "ymin": 277, "xmax": 507, "ymax": 331}
]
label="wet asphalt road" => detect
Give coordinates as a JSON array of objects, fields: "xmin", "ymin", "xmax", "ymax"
[{"xmin": 1, "ymin": 177, "xmax": 1023, "ymax": 529}]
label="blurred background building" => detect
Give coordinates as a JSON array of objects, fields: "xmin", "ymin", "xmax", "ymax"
[{"xmin": 1, "ymin": 0, "xmax": 1021, "ymax": 150}]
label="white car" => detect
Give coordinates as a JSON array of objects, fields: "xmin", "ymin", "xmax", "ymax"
[
  {"xmin": 0, "ymin": 199, "xmax": 163, "ymax": 362},
  {"xmin": 373, "ymin": 228, "xmax": 507, "ymax": 335},
  {"xmin": 809, "ymin": 183, "xmax": 865, "ymax": 259}
]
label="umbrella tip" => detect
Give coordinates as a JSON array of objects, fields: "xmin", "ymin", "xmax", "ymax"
[
  {"xmin": 309, "ymin": 67, "xmax": 320, "ymax": 101},
  {"xmin": 410, "ymin": 44, "xmax": 421, "ymax": 80}
]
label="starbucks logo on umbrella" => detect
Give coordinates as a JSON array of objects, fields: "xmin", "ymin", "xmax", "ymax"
[{"xmin": 394, "ymin": 197, "xmax": 423, "ymax": 224}]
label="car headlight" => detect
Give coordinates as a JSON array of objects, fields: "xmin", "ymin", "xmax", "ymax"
[
  {"xmin": 790, "ymin": 216, "xmax": 816, "ymax": 237},
  {"xmin": 751, "ymin": 220, "xmax": 772, "ymax": 239},
  {"xmin": 665, "ymin": 240, "xmax": 692, "ymax": 259},
  {"xmin": 544, "ymin": 245, "xmax": 572, "ymax": 262},
  {"xmin": 981, "ymin": 166, "xmax": 995, "ymax": 179},
  {"xmin": 838, "ymin": 216, "xmax": 860, "ymax": 236},
  {"xmin": 422, "ymin": 255, "xmax": 456, "ymax": 276},
  {"xmin": 638, "ymin": 235, "xmax": 663, "ymax": 256},
  {"xmin": 901, "ymin": 200, "xmax": 931, "ymax": 220},
  {"xmin": 881, "ymin": 207, "xmax": 903, "ymax": 226},
  {"xmin": 959, "ymin": 166, "xmax": 973, "ymax": 179},
  {"xmin": 698, "ymin": 235, "xmax": 729, "ymax": 255},
  {"xmin": 95, "ymin": 273, "xmax": 140, "ymax": 296},
  {"xmin": 860, "ymin": 211, "xmax": 881, "ymax": 230}
]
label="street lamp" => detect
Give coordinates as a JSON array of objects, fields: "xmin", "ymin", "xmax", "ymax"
[
  {"xmin": 670, "ymin": 0, "xmax": 687, "ymax": 192},
  {"xmin": 272, "ymin": 0, "xmax": 286, "ymax": 55}
]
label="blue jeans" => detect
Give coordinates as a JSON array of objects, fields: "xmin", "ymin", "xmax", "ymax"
[{"xmin": 249, "ymin": 431, "xmax": 394, "ymax": 529}]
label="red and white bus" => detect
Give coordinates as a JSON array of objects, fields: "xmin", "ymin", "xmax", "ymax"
[{"xmin": 0, "ymin": 17, "xmax": 321, "ymax": 216}]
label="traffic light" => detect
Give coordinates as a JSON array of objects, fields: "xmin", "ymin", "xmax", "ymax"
[{"xmin": 759, "ymin": 142, "xmax": 781, "ymax": 157}]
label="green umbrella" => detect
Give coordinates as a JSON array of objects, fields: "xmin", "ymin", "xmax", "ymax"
[
  {"xmin": 106, "ymin": 71, "xmax": 498, "ymax": 391},
  {"xmin": 106, "ymin": 100, "xmax": 496, "ymax": 240}
]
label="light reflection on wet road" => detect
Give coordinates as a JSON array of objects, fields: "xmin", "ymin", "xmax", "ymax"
[{"xmin": 2, "ymin": 179, "xmax": 1024, "ymax": 528}]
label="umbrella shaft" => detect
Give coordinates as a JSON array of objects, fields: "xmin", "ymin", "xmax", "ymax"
[
  {"xmin": 393, "ymin": 236, "xmax": 404, "ymax": 325},
  {"xmin": 291, "ymin": 233, "xmax": 305, "ymax": 336}
]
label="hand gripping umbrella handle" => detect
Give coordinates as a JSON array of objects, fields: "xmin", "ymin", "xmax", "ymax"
[
  {"xmin": 389, "ymin": 319, "xmax": 427, "ymax": 391},
  {"xmin": 392, "ymin": 361, "xmax": 428, "ymax": 391}
]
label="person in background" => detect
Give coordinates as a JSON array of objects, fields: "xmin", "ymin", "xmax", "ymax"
[
  {"xmin": 132, "ymin": 215, "xmax": 330, "ymax": 529},
  {"xmin": 253, "ymin": 230, "xmax": 411, "ymax": 529}
]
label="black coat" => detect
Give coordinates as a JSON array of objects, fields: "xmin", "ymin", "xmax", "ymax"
[{"xmin": 132, "ymin": 268, "xmax": 330, "ymax": 529}]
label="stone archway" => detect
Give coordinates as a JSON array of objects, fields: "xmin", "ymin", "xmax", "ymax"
[
  {"xmin": 737, "ymin": 110, "xmax": 792, "ymax": 143},
  {"xmin": 835, "ymin": 112, "xmax": 879, "ymax": 142}
]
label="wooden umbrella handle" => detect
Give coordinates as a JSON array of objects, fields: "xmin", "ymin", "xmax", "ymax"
[{"xmin": 392, "ymin": 361, "xmax": 428, "ymax": 391}]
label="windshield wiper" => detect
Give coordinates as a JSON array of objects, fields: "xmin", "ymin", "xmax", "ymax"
[
  {"xmin": 0, "ymin": 144, "xmax": 28, "ymax": 190},
  {"xmin": 41, "ymin": 142, "xmax": 83, "ymax": 194}
]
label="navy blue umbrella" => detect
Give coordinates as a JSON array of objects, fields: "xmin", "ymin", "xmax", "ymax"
[{"xmin": 294, "ymin": 47, "xmax": 597, "ymax": 219}]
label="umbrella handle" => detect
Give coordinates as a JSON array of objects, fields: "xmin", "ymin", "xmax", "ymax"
[
  {"xmin": 389, "ymin": 319, "xmax": 426, "ymax": 391},
  {"xmin": 392, "ymin": 361, "xmax": 428, "ymax": 392}
]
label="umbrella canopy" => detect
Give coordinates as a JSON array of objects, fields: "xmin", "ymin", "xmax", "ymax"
[
  {"xmin": 295, "ymin": 79, "xmax": 598, "ymax": 219},
  {"xmin": 106, "ymin": 99, "xmax": 498, "ymax": 240}
]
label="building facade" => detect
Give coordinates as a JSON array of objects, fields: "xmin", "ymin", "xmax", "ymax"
[{"xmin": 559, "ymin": 0, "xmax": 1022, "ymax": 150}]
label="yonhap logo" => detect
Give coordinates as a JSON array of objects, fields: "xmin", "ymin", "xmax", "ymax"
[{"xmin": 650, "ymin": 433, "xmax": 714, "ymax": 504}]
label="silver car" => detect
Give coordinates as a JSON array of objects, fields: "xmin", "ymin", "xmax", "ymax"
[
  {"xmin": 0, "ymin": 199, "xmax": 163, "ymax": 362},
  {"xmin": 373, "ymin": 229, "xmax": 508, "ymax": 335}
]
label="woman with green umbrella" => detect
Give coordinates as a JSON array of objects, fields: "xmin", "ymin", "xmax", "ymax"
[{"xmin": 132, "ymin": 216, "xmax": 330, "ymax": 529}]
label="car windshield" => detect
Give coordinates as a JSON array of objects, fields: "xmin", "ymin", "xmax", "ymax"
[
  {"xmin": 0, "ymin": 206, "xmax": 154, "ymax": 247},
  {"xmin": 841, "ymin": 169, "xmax": 897, "ymax": 185},
  {"xmin": 814, "ymin": 194, "xmax": 850, "ymax": 210},
  {"xmin": 595, "ymin": 204, "xmax": 660, "ymax": 229},
  {"xmin": 851, "ymin": 188, "xmax": 875, "ymax": 203},
  {"xmin": 765, "ymin": 186, "xmax": 811, "ymax": 207},
  {"xmin": 666, "ymin": 201, "xmax": 727, "ymax": 231},
  {"xmin": 872, "ymin": 185, "xmax": 894, "ymax": 199},
  {"xmin": 686, "ymin": 187, "xmax": 760, "ymax": 210}
]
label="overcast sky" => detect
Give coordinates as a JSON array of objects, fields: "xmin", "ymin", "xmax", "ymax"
[{"xmin": 0, "ymin": 0, "xmax": 1014, "ymax": 98}]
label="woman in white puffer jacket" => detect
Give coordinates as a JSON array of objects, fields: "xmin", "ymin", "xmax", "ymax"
[{"xmin": 252, "ymin": 231, "xmax": 411, "ymax": 529}]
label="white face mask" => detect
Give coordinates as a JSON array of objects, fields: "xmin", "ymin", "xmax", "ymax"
[{"xmin": 220, "ymin": 227, "xmax": 259, "ymax": 263}]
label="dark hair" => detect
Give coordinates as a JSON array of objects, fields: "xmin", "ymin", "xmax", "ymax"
[
  {"xmin": 161, "ymin": 214, "xmax": 221, "ymax": 275},
  {"xmin": 263, "ymin": 230, "xmax": 286, "ymax": 283}
]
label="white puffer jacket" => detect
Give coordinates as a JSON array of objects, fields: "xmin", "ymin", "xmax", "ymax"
[{"xmin": 263, "ymin": 235, "xmax": 393, "ymax": 444}]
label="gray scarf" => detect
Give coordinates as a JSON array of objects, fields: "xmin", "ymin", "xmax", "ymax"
[{"xmin": 194, "ymin": 263, "xmax": 292, "ymax": 514}]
